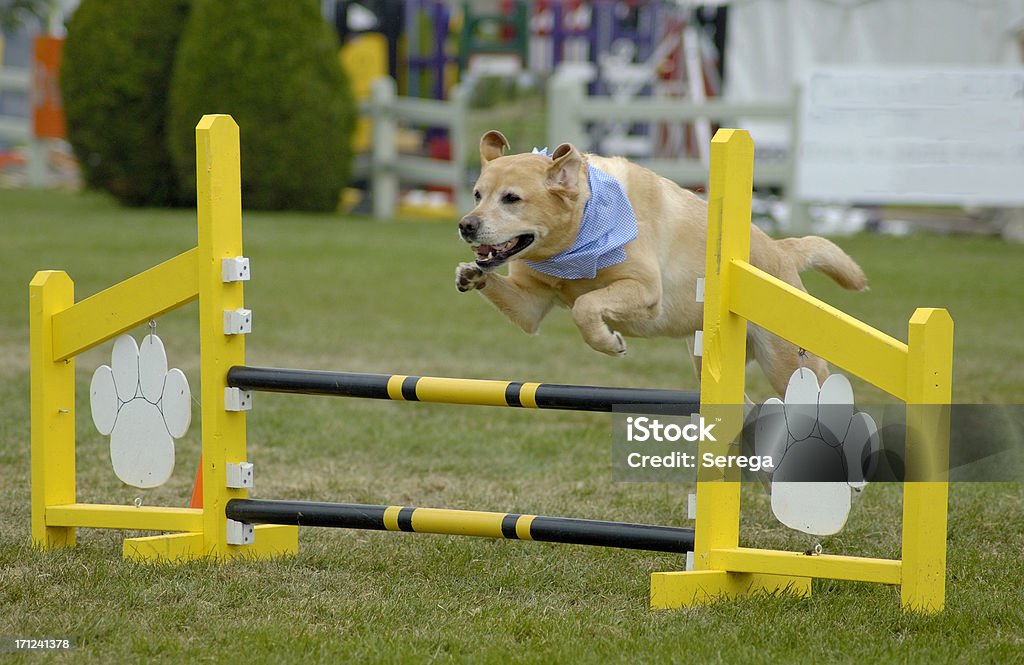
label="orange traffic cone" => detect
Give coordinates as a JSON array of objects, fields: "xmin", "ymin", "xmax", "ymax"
[{"xmin": 189, "ymin": 456, "xmax": 203, "ymax": 508}]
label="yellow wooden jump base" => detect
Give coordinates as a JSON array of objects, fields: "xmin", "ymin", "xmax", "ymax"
[{"xmin": 29, "ymin": 116, "xmax": 952, "ymax": 613}]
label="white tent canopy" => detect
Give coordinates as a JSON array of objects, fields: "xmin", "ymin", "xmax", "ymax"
[{"xmin": 724, "ymin": 0, "xmax": 1024, "ymax": 146}]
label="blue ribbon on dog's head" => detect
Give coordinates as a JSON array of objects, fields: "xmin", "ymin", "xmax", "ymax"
[{"xmin": 524, "ymin": 156, "xmax": 638, "ymax": 279}]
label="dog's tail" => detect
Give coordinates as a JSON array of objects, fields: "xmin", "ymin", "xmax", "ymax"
[{"xmin": 777, "ymin": 236, "xmax": 868, "ymax": 291}]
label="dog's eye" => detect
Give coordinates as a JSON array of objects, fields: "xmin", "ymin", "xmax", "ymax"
[
  {"xmin": 474, "ymin": 190, "xmax": 482, "ymax": 202},
  {"xmin": 501, "ymin": 192, "xmax": 522, "ymax": 204}
]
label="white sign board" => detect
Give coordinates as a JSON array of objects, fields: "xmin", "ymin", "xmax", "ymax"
[{"xmin": 796, "ymin": 68, "xmax": 1024, "ymax": 205}]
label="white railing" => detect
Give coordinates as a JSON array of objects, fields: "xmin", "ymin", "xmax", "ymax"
[
  {"xmin": 0, "ymin": 66, "xmax": 31, "ymax": 141},
  {"xmin": 546, "ymin": 71, "xmax": 800, "ymax": 207},
  {"xmin": 0, "ymin": 64, "xmax": 47, "ymax": 187},
  {"xmin": 353, "ymin": 72, "xmax": 803, "ymax": 223},
  {"xmin": 361, "ymin": 77, "xmax": 471, "ymax": 219}
]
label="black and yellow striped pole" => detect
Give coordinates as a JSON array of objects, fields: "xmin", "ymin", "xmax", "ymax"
[
  {"xmin": 226, "ymin": 366, "xmax": 700, "ymax": 413},
  {"xmin": 226, "ymin": 499, "xmax": 694, "ymax": 553}
]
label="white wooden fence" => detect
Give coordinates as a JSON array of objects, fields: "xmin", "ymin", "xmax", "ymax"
[
  {"xmin": 546, "ymin": 70, "xmax": 798, "ymax": 190},
  {"xmin": 360, "ymin": 77, "xmax": 472, "ymax": 219},
  {"xmin": 0, "ymin": 65, "xmax": 45, "ymax": 186},
  {"xmin": 356, "ymin": 73, "xmax": 803, "ymax": 225}
]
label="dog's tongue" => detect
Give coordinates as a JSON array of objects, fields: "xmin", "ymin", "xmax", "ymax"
[{"xmin": 473, "ymin": 238, "xmax": 518, "ymax": 260}]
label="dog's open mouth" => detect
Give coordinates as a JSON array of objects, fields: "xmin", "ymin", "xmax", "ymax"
[{"xmin": 472, "ymin": 234, "xmax": 534, "ymax": 270}]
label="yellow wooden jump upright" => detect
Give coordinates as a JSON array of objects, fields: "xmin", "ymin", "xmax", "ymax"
[
  {"xmin": 650, "ymin": 129, "xmax": 954, "ymax": 613},
  {"xmin": 29, "ymin": 115, "xmax": 297, "ymax": 562}
]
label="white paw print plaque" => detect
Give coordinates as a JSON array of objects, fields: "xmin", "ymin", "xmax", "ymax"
[
  {"xmin": 90, "ymin": 334, "xmax": 191, "ymax": 488},
  {"xmin": 754, "ymin": 369, "xmax": 880, "ymax": 536}
]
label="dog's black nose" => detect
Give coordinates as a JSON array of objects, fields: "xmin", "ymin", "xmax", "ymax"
[{"xmin": 458, "ymin": 215, "xmax": 481, "ymax": 241}]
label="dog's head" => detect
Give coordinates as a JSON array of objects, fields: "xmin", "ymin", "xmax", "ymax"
[{"xmin": 458, "ymin": 130, "xmax": 586, "ymax": 272}]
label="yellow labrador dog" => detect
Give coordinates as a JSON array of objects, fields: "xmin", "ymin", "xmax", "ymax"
[{"xmin": 455, "ymin": 130, "xmax": 866, "ymax": 395}]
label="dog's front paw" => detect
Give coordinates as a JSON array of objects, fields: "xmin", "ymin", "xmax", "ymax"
[{"xmin": 455, "ymin": 262, "xmax": 487, "ymax": 292}]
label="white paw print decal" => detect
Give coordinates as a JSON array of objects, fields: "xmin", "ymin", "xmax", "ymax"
[
  {"xmin": 754, "ymin": 369, "xmax": 880, "ymax": 536},
  {"xmin": 89, "ymin": 334, "xmax": 191, "ymax": 488}
]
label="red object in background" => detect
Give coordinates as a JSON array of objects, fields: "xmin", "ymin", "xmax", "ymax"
[
  {"xmin": 426, "ymin": 135, "xmax": 453, "ymax": 198},
  {"xmin": 32, "ymin": 36, "xmax": 66, "ymax": 140},
  {"xmin": 426, "ymin": 135, "xmax": 451, "ymax": 161},
  {"xmin": 500, "ymin": 0, "xmax": 516, "ymax": 40},
  {"xmin": 0, "ymin": 150, "xmax": 27, "ymax": 170}
]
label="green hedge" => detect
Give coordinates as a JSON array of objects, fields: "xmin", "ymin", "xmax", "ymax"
[
  {"xmin": 60, "ymin": 0, "xmax": 192, "ymax": 206},
  {"xmin": 167, "ymin": 0, "xmax": 355, "ymax": 212}
]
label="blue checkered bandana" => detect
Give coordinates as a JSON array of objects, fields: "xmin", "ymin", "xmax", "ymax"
[{"xmin": 524, "ymin": 157, "xmax": 639, "ymax": 279}]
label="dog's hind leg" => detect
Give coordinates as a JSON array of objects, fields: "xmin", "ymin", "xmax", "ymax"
[
  {"xmin": 748, "ymin": 325, "xmax": 828, "ymax": 396},
  {"xmin": 686, "ymin": 335, "xmax": 702, "ymax": 386}
]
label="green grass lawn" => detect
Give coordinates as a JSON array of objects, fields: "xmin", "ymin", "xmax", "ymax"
[{"xmin": 1, "ymin": 189, "xmax": 1022, "ymax": 663}]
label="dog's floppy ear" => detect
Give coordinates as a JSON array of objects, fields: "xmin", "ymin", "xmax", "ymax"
[
  {"xmin": 480, "ymin": 130, "xmax": 510, "ymax": 164},
  {"xmin": 546, "ymin": 143, "xmax": 582, "ymax": 198}
]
